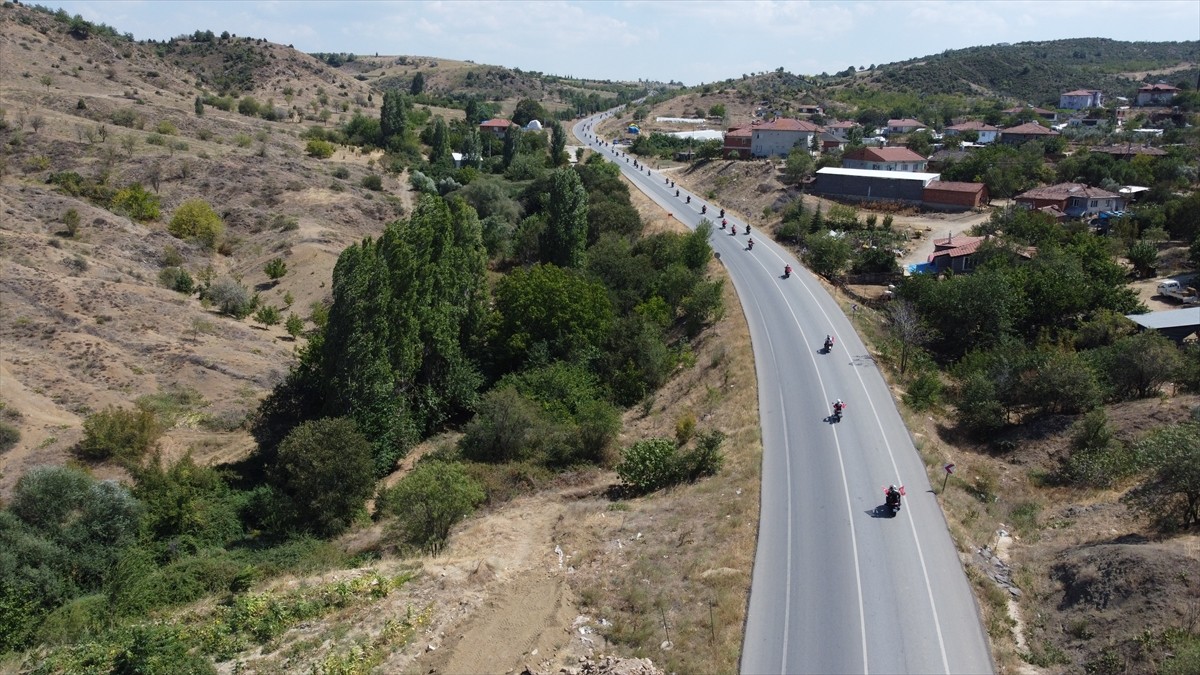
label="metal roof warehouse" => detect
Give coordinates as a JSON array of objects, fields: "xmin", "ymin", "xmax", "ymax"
[{"xmin": 811, "ymin": 167, "xmax": 941, "ymax": 204}]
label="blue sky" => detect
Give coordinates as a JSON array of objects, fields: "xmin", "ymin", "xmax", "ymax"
[{"xmin": 56, "ymin": 1, "xmax": 1200, "ymax": 84}]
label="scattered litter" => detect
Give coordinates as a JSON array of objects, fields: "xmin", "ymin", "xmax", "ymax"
[{"xmin": 555, "ymin": 545, "xmax": 564, "ymax": 568}]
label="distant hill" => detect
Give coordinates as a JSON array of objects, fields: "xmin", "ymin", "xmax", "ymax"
[{"xmin": 856, "ymin": 38, "xmax": 1199, "ymax": 106}]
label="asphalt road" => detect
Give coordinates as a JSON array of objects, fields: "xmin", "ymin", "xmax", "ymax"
[{"xmin": 572, "ymin": 115, "xmax": 994, "ymax": 675}]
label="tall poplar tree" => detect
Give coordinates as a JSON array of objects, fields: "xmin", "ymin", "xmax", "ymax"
[
  {"xmin": 549, "ymin": 120, "xmax": 567, "ymax": 167},
  {"xmin": 540, "ymin": 168, "xmax": 589, "ymax": 268}
]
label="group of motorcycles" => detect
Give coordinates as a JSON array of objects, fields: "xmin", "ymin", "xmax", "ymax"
[{"xmin": 588, "ymin": 122, "xmax": 906, "ymax": 520}]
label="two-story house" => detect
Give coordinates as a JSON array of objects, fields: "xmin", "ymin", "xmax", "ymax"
[
  {"xmin": 1135, "ymin": 83, "xmax": 1180, "ymax": 106},
  {"xmin": 1015, "ymin": 183, "xmax": 1126, "ymax": 218},
  {"xmin": 722, "ymin": 126, "xmax": 753, "ymax": 159},
  {"xmin": 747, "ymin": 118, "xmax": 823, "ymax": 158},
  {"xmin": 825, "ymin": 120, "xmax": 860, "ymax": 140},
  {"xmin": 1059, "ymin": 89, "xmax": 1103, "ymax": 110},
  {"xmin": 841, "ymin": 147, "xmax": 928, "ymax": 172},
  {"xmin": 885, "ymin": 118, "xmax": 928, "ymax": 135},
  {"xmin": 943, "ymin": 121, "xmax": 1000, "ymax": 144},
  {"xmin": 480, "ymin": 118, "xmax": 517, "ymax": 138},
  {"xmin": 999, "ymin": 121, "xmax": 1060, "ymax": 146}
]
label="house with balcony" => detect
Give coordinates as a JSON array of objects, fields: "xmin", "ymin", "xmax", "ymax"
[
  {"xmin": 842, "ymin": 147, "xmax": 928, "ymax": 172},
  {"xmin": 1059, "ymin": 89, "xmax": 1103, "ymax": 110},
  {"xmin": 480, "ymin": 118, "xmax": 517, "ymax": 138},
  {"xmin": 1136, "ymin": 83, "xmax": 1180, "ymax": 106},
  {"xmin": 999, "ymin": 121, "xmax": 1060, "ymax": 146},
  {"xmin": 943, "ymin": 121, "xmax": 1000, "ymax": 144},
  {"xmin": 1015, "ymin": 183, "xmax": 1125, "ymax": 218}
]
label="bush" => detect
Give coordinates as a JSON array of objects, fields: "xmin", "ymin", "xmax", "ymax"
[
  {"xmin": 1059, "ymin": 409, "xmax": 1139, "ymax": 487},
  {"xmin": 0, "ymin": 419, "xmax": 20, "ymax": 455},
  {"xmin": 331, "ymin": 166, "xmax": 350, "ymax": 179},
  {"xmin": 379, "ymin": 460, "xmax": 484, "ymax": 553},
  {"xmin": 616, "ymin": 438, "xmax": 678, "ymax": 492},
  {"xmin": 168, "ymin": 199, "xmax": 224, "ymax": 250},
  {"xmin": 263, "ymin": 257, "xmax": 287, "ymax": 281},
  {"xmin": 205, "ymin": 277, "xmax": 254, "ymax": 318},
  {"xmin": 305, "ymin": 139, "xmax": 334, "ymax": 158},
  {"xmin": 157, "ymin": 266, "xmax": 194, "ymax": 294},
  {"xmin": 361, "ymin": 174, "xmax": 383, "ymax": 191},
  {"xmin": 903, "ymin": 370, "xmax": 943, "ymax": 411},
  {"xmin": 76, "ymin": 406, "xmax": 160, "ymax": 463},
  {"xmin": 110, "ymin": 108, "xmax": 139, "ymax": 128},
  {"xmin": 254, "ymin": 305, "xmax": 281, "ymax": 327},
  {"xmin": 270, "ymin": 418, "xmax": 376, "ymax": 537},
  {"xmin": 110, "ymin": 183, "xmax": 160, "ymax": 222}
]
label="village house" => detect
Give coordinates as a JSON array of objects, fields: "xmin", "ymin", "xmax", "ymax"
[
  {"xmin": 926, "ymin": 234, "xmax": 1034, "ymax": 274},
  {"xmin": 795, "ymin": 104, "xmax": 823, "ymax": 116},
  {"xmin": 842, "ymin": 147, "xmax": 929, "ymax": 172},
  {"xmin": 722, "ymin": 126, "xmax": 753, "ymax": 159},
  {"xmin": 825, "ymin": 120, "xmax": 860, "ymax": 140},
  {"xmin": 479, "ymin": 118, "xmax": 517, "ymax": 138},
  {"xmin": 922, "ymin": 180, "xmax": 989, "ymax": 211},
  {"xmin": 723, "ymin": 118, "xmax": 823, "ymax": 158},
  {"xmin": 999, "ymin": 121, "xmax": 1060, "ymax": 146},
  {"xmin": 1015, "ymin": 183, "xmax": 1126, "ymax": 219},
  {"xmin": 1135, "ymin": 83, "xmax": 1180, "ymax": 106},
  {"xmin": 1059, "ymin": 89, "xmax": 1104, "ymax": 110},
  {"xmin": 885, "ymin": 118, "xmax": 928, "ymax": 135},
  {"xmin": 943, "ymin": 121, "xmax": 1000, "ymax": 144}
]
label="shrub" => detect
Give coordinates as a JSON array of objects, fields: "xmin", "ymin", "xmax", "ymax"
[
  {"xmin": 205, "ymin": 277, "xmax": 254, "ymax": 318},
  {"xmin": 408, "ymin": 170, "xmax": 436, "ymax": 194},
  {"xmin": 233, "ymin": 133, "xmax": 252, "ymax": 148},
  {"xmin": 253, "ymin": 305, "xmax": 281, "ymax": 327},
  {"xmin": 158, "ymin": 266, "xmax": 195, "ymax": 294},
  {"xmin": 902, "ymin": 370, "xmax": 943, "ymax": 411},
  {"xmin": 361, "ymin": 174, "xmax": 383, "ymax": 191},
  {"xmin": 305, "ymin": 139, "xmax": 334, "ymax": 158},
  {"xmin": 110, "ymin": 183, "xmax": 161, "ymax": 222},
  {"xmin": 168, "ymin": 199, "xmax": 224, "ymax": 250},
  {"xmin": 263, "ymin": 257, "xmax": 287, "ymax": 281},
  {"xmin": 110, "ymin": 108, "xmax": 139, "ymax": 128},
  {"xmin": 616, "ymin": 438, "xmax": 678, "ymax": 492},
  {"xmin": 270, "ymin": 418, "xmax": 376, "ymax": 537},
  {"xmin": 237, "ymin": 96, "xmax": 261, "ymax": 117},
  {"xmin": 62, "ymin": 208, "xmax": 80, "ymax": 238},
  {"xmin": 76, "ymin": 406, "xmax": 160, "ymax": 463},
  {"xmin": 0, "ymin": 419, "xmax": 19, "ymax": 452},
  {"xmin": 331, "ymin": 166, "xmax": 350, "ymax": 179},
  {"xmin": 379, "ymin": 460, "xmax": 484, "ymax": 553}
]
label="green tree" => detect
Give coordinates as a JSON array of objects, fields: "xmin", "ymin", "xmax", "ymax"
[
  {"xmin": 379, "ymin": 90, "xmax": 408, "ymax": 148},
  {"xmin": 429, "ymin": 117, "xmax": 452, "ymax": 169},
  {"xmin": 549, "ymin": 120, "xmax": 567, "ymax": 167},
  {"xmin": 511, "ymin": 98, "xmax": 547, "ymax": 127},
  {"xmin": 264, "ymin": 257, "xmax": 287, "ymax": 282},
  {"xmin": 783, "ymin": 145, "xmax": 814, "ymax": 183},
  {"xmin": 131, "ymin": 452, "xmax": 243, "ymax": 548},
  {"xmin": 803, "ymin": 230, "xmax": 853, "ymax": 279},
  {"xmin": 305, "ymin": 139, "xmax": 335, "ymax": 158},
  {"xmin": 111, "ymin": 183, "xmax": 161, "ymax": 222},
  {"xmin": 379, "ymin": 460, "xmax": 484, "ymax": 553},
  {"xmin": 254, "ymin": 305, "xmax": 281, "ymax": 327},
  {"xmin": 1126, "ymin": 240, "xmax": 1159, "ymax": 278},
  {"xmin": 539, "ymin": 168, "xmax": 589, "ymax": 267},
  {"xmin": 205, "ymin": 277, "xmax": 255, "ymax": 318},
  {"xmin": 1125, "ymin": 423, "xmax": 1200, "ymax": 530},
  {"xmin": 168, "ymin": 199, "xmax": 224, "ymax": 250},
  {"xmin": 194, "ymin": 96, "xmax": 203, "ymax": 116},
  {"xmin": 270, "ymin": 418, "xmax": 376, "ymax": 537},
  {"xmin": 1089, "ymin": 331, "xmax": 1184, "ymax": 400},
  {"xmin": 501, "ymin": 124, "xmax": 517, "ymax": 168},
  {"xmin": 492, "ymin": 263, "xmax": 614, "ymax": 369},
  {"xmin": 409, "ymin": 71, "xmax": 426, "ymax": 96},
  {"xmin": 76, "ymin": 406, "xmax": 160, "ymax": 464},
  {"xmin": 285, "ymin": 313, "xmax": 304, "ymax": 339},
  {"xmin": 62, "ymin": 208, "xmax": 80, "ymax": 238}
]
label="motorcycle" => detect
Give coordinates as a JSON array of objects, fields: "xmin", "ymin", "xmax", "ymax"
[
  {"xmin": 719, "ymin": 208, "xmax": 725, "ymax": 218},
  {"xmin": 745, "ymin": 224, "xmax": 751, "ymax": 235},
  {"xmin": 701, "ymin": 205, "xmax": 707, "ymax": 214},
  {"xmin": 883, "ymin": 485, "xmax": 905, "ymax": 516},
  {"xmin": 747, "ymin": 238, "xmax": 754, "ymax": 250},
  {"xmin": 831, "ymin": 402, "xmax": 845, "ymax": 422},
  {"xmin": 676, "ymin": 189, "xmax": 680, "ymax": 197},
  {"xmin": 784, "ymin": 264, "xmax": 792, "ymax": 279},
  {"xmin": 686, "ymin": 196, "xmax": 691, "ymax": 204},
  {"xmin": 822, "ymin": 337, "xmax": 833, "ymax": 354}
]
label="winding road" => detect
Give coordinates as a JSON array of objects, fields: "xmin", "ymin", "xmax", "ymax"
[{"xmin": 572, "ymin": 114, "xmax": 994, "ymax": 674}]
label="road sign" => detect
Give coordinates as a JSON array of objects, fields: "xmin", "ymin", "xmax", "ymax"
[
  {"xmin": 944, "ymin": 463, "xmax": 956, "ymax": 474},
  {"xmin": 941, "ymin": 463, "xmax": 955, "ymax": 494}
]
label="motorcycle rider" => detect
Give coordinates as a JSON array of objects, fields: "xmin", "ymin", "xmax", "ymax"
[
  {"xmin": 784, "ymin": 264, "xmax": 792, "ymax": 278},
  {"xmin": 824, "ymin": 335, "xmax": 834, "ymax": 352},
  {"xmin": 719, "ymin": 208, "xmax": 725, "ymax": 218},
  {"xmin": 747, "ymin": 237, "xmax": 754, "ymax": 250},
  {"xmin": 676, "ymin": 189, "xmax": 680, "ymax": 197},
  {"xmin": 886, "ymin": 485, "xmax": 902, "ymax": 509},
  {"xmin": 832, "ymin": 398, "xmax": 845, "ymax": 418},
  {"xmin": 745, "ymin": 224, "xmax": 751, "ymax": 235}
]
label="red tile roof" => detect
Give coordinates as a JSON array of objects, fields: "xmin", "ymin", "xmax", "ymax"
[
  {"xmin": 1062, "ymin": 89, "xmax": 1100, "ymax": 96},
  {"xmin": 755, "ymin": 118, "xmax": 823, "ymax": 132},
  {"xmin": 1016, "ymin": 183, "xmax": 1120, "ymax": 200},
  {"xmin": 932, "ymin": 234, "xmax": 984, "ymax": 249},
  {"xmin": 843, "ymin": 147, "xmax": 926, "ymax": 163},
  {"xmin": 1003, "ymin": 121, "xmax": 1059, "ymax": 136},
  {"xmin": 1138, "ymin": 83, "xmax": 1180, "ymax": 92},
  {"xmin": 725, "ymin": 126, "xmax": 753, "ymax": 138},
  {"xmin": 480, "ymin": 118, "xmax": 515, "ymax": 128},
  {"xmin": 887, "ymin": 118, "xmax": 927, "ymax": 128},
  {"xmin": 946, "ymin": 121, "xmax": 1000, "ymax": 132},
  {"xmin": 928, "ymin": 238, "xmax": 985, "ymax": 261},
  {"xmin": 925, "ymin": 180, "xmax": 986, "ymax": 193}
]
